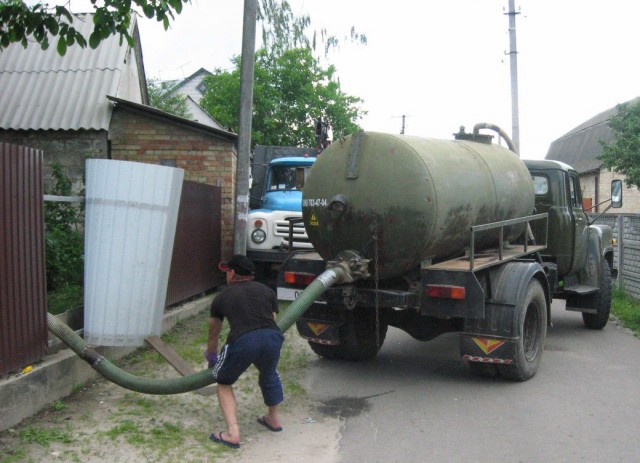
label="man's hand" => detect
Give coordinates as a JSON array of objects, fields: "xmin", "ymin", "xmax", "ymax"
[{"xmin": 204, "ymin": 350, "xmax": 218, "ymax": 368}]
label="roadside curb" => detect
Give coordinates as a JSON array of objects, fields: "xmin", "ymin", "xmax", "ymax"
[{"xmin": 0, "ymin": 294, "xmax": 215, "ymax": 432}]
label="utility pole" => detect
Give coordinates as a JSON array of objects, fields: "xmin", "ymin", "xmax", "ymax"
[
  {"xmin": 234, "ymin": 0, "xmax": 257, "ymax": 255},
  {"xmin": 393, "ymin": 115, "xmax": 407, "ymax": 134},
  {"xmin": 505, "ymin": 0, "xmax": 520, "ymax": 156}
]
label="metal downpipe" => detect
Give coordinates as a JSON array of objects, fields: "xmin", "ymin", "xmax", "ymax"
[{"xmin": 46, "ymin": 267, "xmax": 346, "ymax": 395}]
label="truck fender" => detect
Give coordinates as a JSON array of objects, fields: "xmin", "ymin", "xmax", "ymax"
[
  {"xmin": 463, "ymin": 261, "xmax": 550, "ymax": 340},
  {"xmin": 490, "ymin": 261, "xmax": 550, "ymax": 330},
  {"xmin": 461, "ymin": 261, "xmax": 549, "ymax": 376},
  {"xmin": 584, "ymin": 225, "xmax": 614, "ymax": 282}
]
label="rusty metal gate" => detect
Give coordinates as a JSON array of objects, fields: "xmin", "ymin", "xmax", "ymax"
[{"xmin": 1, "ymin": 143, "xmax": 48, "ymax": 377}]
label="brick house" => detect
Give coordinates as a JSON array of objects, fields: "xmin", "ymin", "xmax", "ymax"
[
  {"xmin": 0, "ymin": 14, "xmax": 148, "ymax": 191},
  {"xmin": 108, "ymin": 96, "xmax": 237, "ymax": 255},
  {"xmin": 0, "ymin": 13, "xmax": 238, "ymax": 257},
  {"xmin": 546, "ymin": 98, "xmax": 640, "ymax": 213}
]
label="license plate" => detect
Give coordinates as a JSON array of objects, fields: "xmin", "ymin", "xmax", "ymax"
[{"xmin": 277, "ymin": 287, "xmax": 326, "ymax": 304}]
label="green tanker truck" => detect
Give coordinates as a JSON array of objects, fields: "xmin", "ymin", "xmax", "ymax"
[{"xmin": 277, "ymin": 124, "xmax": 622, "ymax": 381}]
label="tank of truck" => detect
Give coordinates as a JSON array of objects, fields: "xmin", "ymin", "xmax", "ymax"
[{"xmin": 302, "ymin": 131, "xmax": 535, "ymax": 279}]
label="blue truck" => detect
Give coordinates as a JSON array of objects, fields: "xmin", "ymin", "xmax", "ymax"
[{"xmin": 247, "ymin": 146, "xmax": 317, "ymax": 280}]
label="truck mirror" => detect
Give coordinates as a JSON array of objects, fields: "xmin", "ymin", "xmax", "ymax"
[{"xmin": 611, "ymin": 179, "xmax": 622, "ymax": 208}]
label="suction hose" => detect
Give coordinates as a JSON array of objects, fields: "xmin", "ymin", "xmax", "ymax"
[
  {"xmin": 46, "ymin": 266, "xmax": 348, "ymax": 395},
  {"xmin": 473, "ymin": 122, "xmax": 517, "ymax": 153}
]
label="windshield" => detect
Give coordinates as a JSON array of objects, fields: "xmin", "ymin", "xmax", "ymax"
[
  {"xmin": 532, "ymin": 175, "xmax": 549, "ymax": 195},
  {"xmin": 267, "ymin": 165, "xmax": 310, "ymax": 191}
]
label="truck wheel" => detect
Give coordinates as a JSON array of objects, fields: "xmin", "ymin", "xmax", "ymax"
[
  {"xmin": 498, "ymin": 279, "xmax": 547, "ymax": 381},
  {"xmin": 309, "ymin": 308, "xmax": 387, "ymax": 361},
  {"xmin": 308, "ymin": 341, "xmax": 343, "ymax": 359},
  {"xmin": 582, "ymin": 263, "xmax": 612, "ymax": 330}
]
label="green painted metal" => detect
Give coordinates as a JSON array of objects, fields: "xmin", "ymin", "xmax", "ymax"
[{"xmin": 303, "ymin": 132, "xmax": 535, "ymax": 279}]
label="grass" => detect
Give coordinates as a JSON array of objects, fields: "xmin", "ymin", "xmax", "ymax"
[
  {"xmin": 612, "ymin": 287, "xmax": 640, "ymax": 335},
  {"xmin": 19, "ymin": 426, "xmax": 73, "ymax": 447},
  {"xmin": 46, "ymin": 284, "xmax": 82, "ymax": 315}
]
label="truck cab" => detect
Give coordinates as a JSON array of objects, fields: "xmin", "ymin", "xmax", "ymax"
[
  {"xmin": 525, "ymin": 159, "xmax": 621, "ymax": 329},
  {"xmin": 247, "ymin": 156, "xmax": 316, "ymax": 278},
  {"xmin": 525, "ymin": 160, "xmax": 589, "ymax": 277}
]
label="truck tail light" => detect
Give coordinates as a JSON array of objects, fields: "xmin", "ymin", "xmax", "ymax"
[
  {"xmin": 283, "ymin": 271, "xmax": 317, "ymax": 286},
  {"xmin": 426, "ymin": 284, "xmax": 466, "ymax": 300}
]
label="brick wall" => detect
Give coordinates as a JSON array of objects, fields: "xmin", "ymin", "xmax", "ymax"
[
  {"xmin": 109, "ymin": 106, "xmax": 237, "ymax": 259},
  {"xmin": 580, "ymin": 168, "xmax": 640, "ymax": 214},
  {"xmin": 0, "ymin": 129, "xmax": 108, "ymax": 192}
]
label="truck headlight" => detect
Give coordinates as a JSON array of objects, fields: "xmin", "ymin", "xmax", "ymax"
[{"xmin": 251, "ymin": 228, "xmax": 267, "ymax": 244}]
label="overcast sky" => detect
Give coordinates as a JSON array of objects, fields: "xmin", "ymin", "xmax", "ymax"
[{"xmin": 61, "ymin": 0, "xmax": 640, "ymax": 160}]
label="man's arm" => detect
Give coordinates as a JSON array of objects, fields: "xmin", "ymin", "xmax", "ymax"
[{"xmin": 208, "ymin": 317, "xmax": 223, "ymax": 354}]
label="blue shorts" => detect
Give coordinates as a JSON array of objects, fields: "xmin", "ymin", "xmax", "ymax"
[{"xmin": 213, "ymin": 328, "xmax": 285, "ymax": 406}]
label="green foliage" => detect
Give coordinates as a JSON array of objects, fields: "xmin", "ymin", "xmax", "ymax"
[
  {"xmin": 612, "ymin": 287, "xmax": 640, "ymax": 335},
  {"xmin": 200, "ymin": 0, "xmax": 367, "ymax": 146},
  {"xmin": 45, "ymin": 163, "xmax": 84, "ymax": 307},
  {"xmin": 104, "ymin": 419, "xmax": 185, "ymax": 449},
  {"xmin": 52, "ymin": 400, "xmax": 66, "ymax": 412},
  {"xmin": 147, "ymin": 78, "xmax": 192, "ymax": 119},
  {"xmin": 19, "ymin": 426, "xmax": 73, "ymax": 447},
  {"xmin": 257, "ymin": 0, "xmax": 367, "ymax": 58},
  {"xmin": 0, "ymin": 0, "xmax": 189, "ymax": 55},
  {"xmin": 598, "ymin": 99, "xmax": 640, "ymax": 190},
  {"xmin": 47, "ymin": 284, "xmax": 82, "ymax": 315},
  {"xmin": 201, "ymin": 47, "xmax": 365, "ymax": 147}
]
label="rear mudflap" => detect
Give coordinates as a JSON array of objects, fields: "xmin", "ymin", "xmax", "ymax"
[
  {"xmin": 460, "ymin": 334, "xmax": 517, "ymax": 365},
  {"xmin": 296, "ymin": 318, "xmax": 342, "ymax": 345}
]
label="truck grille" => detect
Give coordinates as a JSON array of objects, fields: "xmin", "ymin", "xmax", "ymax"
[{"xmin": 274, "ymin": 218, "xmax": 313, "ymax": 249}]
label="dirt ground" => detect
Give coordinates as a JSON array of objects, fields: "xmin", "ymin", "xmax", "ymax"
[{"xmin": 0, "ymin": 311, "xmax": 342, "ymax": 463}]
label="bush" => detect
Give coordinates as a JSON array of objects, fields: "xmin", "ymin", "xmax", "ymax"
[{"xmin": 45, "ymin": 163, "xmax": 84, "ymax": 312}]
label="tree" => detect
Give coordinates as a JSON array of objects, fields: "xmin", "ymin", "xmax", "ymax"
[
  {"xmin": 147, "ymin": 78, "xmax": 192, "ymax": 119},
  {"xmin": 257, "ymin": 0, "xmax": 366, "ymax": 59},
  {"xmin": 598, "ymin": 99, "xmax": 640, "ymax": 189},
  {"xmin": 200, "ymin": 47, "xmax": 365, "ymax": 147},
  {"xmin": 0, "ymin": 0, "xmax": 365, "ymax": 57},
  {"xmin": 0, "ymin": 0, "xmax": 189, "ymax": 55}
]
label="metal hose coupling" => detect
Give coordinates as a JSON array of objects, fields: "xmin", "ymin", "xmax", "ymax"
[{"xmin": 326, "ymin": 250, "xmax": 371, "ymax": 283}]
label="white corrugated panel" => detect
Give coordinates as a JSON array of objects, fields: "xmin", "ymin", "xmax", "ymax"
[{"xmin": 84, "ymin": 159, "xmax": 184, "ymax": 346}]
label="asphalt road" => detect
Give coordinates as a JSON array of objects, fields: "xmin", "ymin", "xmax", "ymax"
[{"xmin": 304, "ymin": 300, "xmax": 640, "ymax": 463}]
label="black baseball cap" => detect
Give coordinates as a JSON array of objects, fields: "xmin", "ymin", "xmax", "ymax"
[{"xmin": 218, "ymin": 254, "xmax": 256, "ymax": 276}]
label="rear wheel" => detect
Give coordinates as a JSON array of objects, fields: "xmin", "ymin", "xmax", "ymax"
[
  {"xmin": 308, "ymin": 307, "xmax": 387, "ymax": 361},
  {"xmin": 582, "ymin": 263, "xmax": 612, "ymax": 330},
  {"xmin": 498, "ymin": 279, "xmax": 547, "ymax": 381}
]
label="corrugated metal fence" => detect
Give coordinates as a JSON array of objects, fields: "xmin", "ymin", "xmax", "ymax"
[
  {"xmin": 1, "ymin": 151, "xmax": 223, "ymax": 377},
  {"xmin": 590, "ymin": 213, "xmax": 640, "ymax": 300},
  {"xmin": 1, "ymin": 143, "xmax": 48, "ymax": 377},
  {"xmin": 166, "ymin": 180, "xmax": 222, "ymax": 306}
]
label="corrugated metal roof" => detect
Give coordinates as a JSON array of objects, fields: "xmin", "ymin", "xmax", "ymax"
[
  {"xmin": 0, "ymin": 13, "xmax": 137, "ymax": 131},
  {"xmin": 545, "ymin": 98, "xmax": 640, "ymax": 173}
]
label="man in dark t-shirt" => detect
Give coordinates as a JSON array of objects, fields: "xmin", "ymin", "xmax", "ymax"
[{"xmin": 205, "ymin": 255, "xmax": 285, "ymax": 449}]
